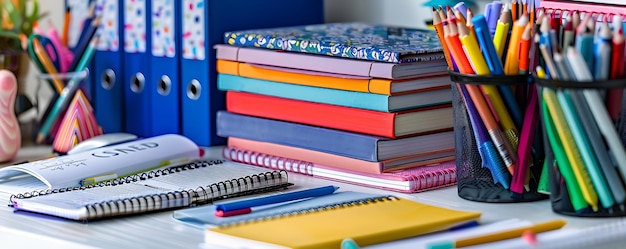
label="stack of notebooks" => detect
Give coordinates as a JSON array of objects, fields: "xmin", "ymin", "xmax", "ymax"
[{"xmin": 215, "ymin": 22, "xmax": 457, "ymax": 193}]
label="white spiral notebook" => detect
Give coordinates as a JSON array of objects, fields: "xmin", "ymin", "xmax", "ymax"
[{"xmin": 9, "ymin": 160, "xmax": 291, "ymax": 221}]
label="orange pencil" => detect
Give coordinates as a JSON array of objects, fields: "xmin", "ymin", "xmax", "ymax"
[
  {"xmin": 518, "ymin": 23, "xmax": 532, "ymax": 74},
  {"xmin": 444, "ymin": 18, "xmax": 473, "ymax": 74},
  {"xmin": 32, "ymin": 38, "xmax": 65, "ymax": 93},
  {"xmin": 62, "ymin": 6, "xmax": 71, "ymax": 47},
  {"xmin": 432, "ymin": 7, "xmax": 453, "ymax": 70},
  {"xmin": 504, "ymin": 14, "xmax": 530, "ymax": 75},
  {"xmin": 511, "ymin": 0, "xmax": 518, "ymax": 22}
]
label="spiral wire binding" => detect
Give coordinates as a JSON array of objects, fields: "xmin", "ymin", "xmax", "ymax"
[
  {"xmin": 9, "ymin": 160, "xmax": 290, "ymax": 220},
  {"xmin": 218, "ymin": 195, "xmax": 401, "ymax": 228},
  {"xmin": 222, "ymin": 146, "xmax": 457, "ymax": 192}
]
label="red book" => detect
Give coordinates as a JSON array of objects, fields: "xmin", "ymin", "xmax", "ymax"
[{"xmin": 226, "ymin": 91, "xmax": 453, "ymax": 138}]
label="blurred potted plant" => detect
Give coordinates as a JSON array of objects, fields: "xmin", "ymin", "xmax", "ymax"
[{"xmin": 1, "ymin": 0, "xmax": 46, "ymax": 116}]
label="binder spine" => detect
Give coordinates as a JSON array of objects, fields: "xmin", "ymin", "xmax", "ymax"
[
  {"xmin": 9, "ymin": 160, "xmax": 290, "ymax": 216},
  {"xmin": 223, "ymin": 146, "xmax": 315, "ymax": 176}
]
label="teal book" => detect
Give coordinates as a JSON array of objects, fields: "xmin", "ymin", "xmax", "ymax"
[
  {"xmin": 223, "ymin": 22, "xmax": 444, "ymax": 63},
  {"xmin": 217, "ymin": 74, "xmax": 451, "ymax": 112}
]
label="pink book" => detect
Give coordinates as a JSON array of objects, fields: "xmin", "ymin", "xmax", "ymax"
[
  {"xmin": 227, "ymin": 136, "xmax": 455, "ymax": 174},
  {"xmin": 222, "ymin": 145, "xmax": 456, "ymax": 193},
  {"xmin": 214, "ymin": 44, "xmax": 448, "ymax": 80},
  {"xmin": 540, "ymin": 0, "xmax": 626, "ymax": 15}
]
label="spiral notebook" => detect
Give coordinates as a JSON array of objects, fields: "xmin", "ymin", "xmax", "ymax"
[
  {"xmin": 203, "ymin": 195, "xmax": 481, "ymax": 249},
  {"xmin": 222, "ymin": 146, "xmax": 457, "ymax": 193},
  {"xmin": 10, "ymin": 160, "xmax": 291, "ymax": 221}
]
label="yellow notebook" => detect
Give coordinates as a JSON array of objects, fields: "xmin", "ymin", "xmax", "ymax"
[{"xmin": 204, "ymin": 196, "xmax": 481, "ymax": 249}]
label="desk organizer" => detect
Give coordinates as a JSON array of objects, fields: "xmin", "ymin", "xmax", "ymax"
[
  {"xmin": 536, "ymin": 77, "xmax": 626, "ymax": 217},
  {"xmin": 450, "ymin": 71, "xmax": 547, "ymax": 203}
]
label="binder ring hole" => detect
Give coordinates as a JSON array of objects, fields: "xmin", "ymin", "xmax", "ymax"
[
  {"xmin": 157, "ymin": 75, "xmax": 171, "ymax": 96},
  {"xmin": 131, "ymin": 73, "xmax": 145, "ymax": 93},
  {"xmin": 101, "ymin": 69, "xmax": 116, "ymax": 90},
  {"xmin": 187, "ymin": 79, "xmax": 201, "ymax": 100}
]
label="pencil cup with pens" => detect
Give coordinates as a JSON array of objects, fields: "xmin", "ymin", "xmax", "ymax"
[
  {"xmin": 35, "ymin": 69, "xmax": 103, "ymax": 153},
  {"xmin": 450, "ymin": 73, "xmax": 547, "ymax": 203},
  {"xmin": 432, "ymin": 2, "xmax": 547, "ymax": 202},
  {"xmin": 533, "ymin": 6, "xmax": 626, "ymax": 217},
  {"xmin": 536, "ymin": 77, "xmax": 626, "ymax": 217}
]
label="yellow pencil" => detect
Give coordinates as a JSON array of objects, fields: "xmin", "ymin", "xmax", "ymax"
[
  {"xmin": 458, "ymin": 22, "xmax": 519, "ymax": 173},
  {"xmin": 427, "ymin": 219, "xmax": 567, "ymax": 248},
  {"xmin": 493, "ymin": 5, "xmax": 511, "ymax": 60}
]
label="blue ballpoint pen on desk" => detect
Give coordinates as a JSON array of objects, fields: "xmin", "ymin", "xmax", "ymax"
[
  {"xmin": 460, "ymin": 84, "xmax": 511, "ymax": 189},
  {"xmin": 215, "ymin": 185, "xmax": 339, "ymax": 217},
  {"xmin": 36, "ymin": 36, "xmax": 99, "ymax": 144}
]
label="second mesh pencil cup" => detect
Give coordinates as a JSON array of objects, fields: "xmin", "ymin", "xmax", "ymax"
[
  {"xmin": 449, "ymin": 71, "xmax": 547, "ymax": 203},
  {"xmin": 536, "ymin": 77, "xmax": 626, "ymax": 217}
]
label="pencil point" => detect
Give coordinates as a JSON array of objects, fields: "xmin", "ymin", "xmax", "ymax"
[{"xmin": 36, "ymin": 135, "xmax": 45, "ymax": 144}]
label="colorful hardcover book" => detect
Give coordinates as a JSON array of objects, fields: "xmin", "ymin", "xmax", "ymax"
[
  {"xmin": 218, "ymin": 74, "xmax": 451, "ymax": 112},
  {"xmin": 226, "ymin": 91, "xmax": 453, "ymax": 139},
  {"xmin": 216, "ymin": 111, "xmax": 454, "ymax": 162},
  {"xmin": 223, "ymin": 146, "xmax": 457, "ymax": 193},
  {"xmin": 223, "ymin": 22, "xmax": 444, "ymax": 63},
  {"xmin": 216, "ymin": 60, "xmax": 450, "ymax": 95},
  {"xmin": 214, "ymin": 44, "xmax": 448, "ymax": 80},
  {"xmin": 227, "ymin": 137, "xmax": 455, "ymax": 174}
]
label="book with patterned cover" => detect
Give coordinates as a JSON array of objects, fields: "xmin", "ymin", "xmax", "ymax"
[
  {"xmin": 222, "ymin": 146, "xmax": 457, "ymax": 193},
  {"xmin": 10, "ymin": 160, "xmax": 291, "ymax": 221},
  {"xmin": 223, "ymin": 22, "xmax": 444, "ymax": 63}
]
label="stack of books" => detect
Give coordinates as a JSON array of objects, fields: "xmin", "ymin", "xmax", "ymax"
[{"xmin": 214, "ymin": 22, "xmax": 457, "ymax": 192}]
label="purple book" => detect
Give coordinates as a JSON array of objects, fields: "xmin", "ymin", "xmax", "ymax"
[{"xmin": 215, "ymin": 44, "xmax": 447, "ymax": 80}]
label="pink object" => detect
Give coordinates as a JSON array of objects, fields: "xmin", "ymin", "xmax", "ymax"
[{"xmin": 0, "ymin": 70, "xmax": 21, "ymax": 162}]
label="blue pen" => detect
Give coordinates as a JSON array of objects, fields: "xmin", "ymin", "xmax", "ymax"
[
  {"xmin": 575, "ymin": 20, "xmax": 595, "ymax": 75},
  {"xmin": 473, "ymin": 14, "xmax": 523, "ymax": 129},
  {"xmin": 341, "ymin": 238, "xmax": 360, "ymax": 249},
  {"xmin": 593, "ymin": 21, "xmax": 611, "ymax": 81},
  {"xmin": 216, "ymin": 185, "xmax": 339, "ymax": 213},
  {"xmin": 460, "ymin": 85, "xmax": 511, "ymax": 189}
]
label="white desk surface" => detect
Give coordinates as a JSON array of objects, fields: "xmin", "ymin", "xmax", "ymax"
[{"xmin": 0, "ymin": 145, "xmax": 624, "ymax": 249}]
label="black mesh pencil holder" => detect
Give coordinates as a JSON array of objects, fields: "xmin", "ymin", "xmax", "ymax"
[
  {"xmin": 450, "ymin": 71, "xmax": 547, "ymax": 203},
  {"xmin": 536, "ymin": 77, "xmax": 626, "ymax": 217}
]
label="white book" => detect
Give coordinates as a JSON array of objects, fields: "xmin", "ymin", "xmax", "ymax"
[{"xmin": 0, "ymin": 134, "xmax": 200, "ymax": 194}]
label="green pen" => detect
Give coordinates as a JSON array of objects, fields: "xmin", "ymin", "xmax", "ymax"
[{"xmin": 542, "ymin": 100, "xmax": 589, "ymax": 212}]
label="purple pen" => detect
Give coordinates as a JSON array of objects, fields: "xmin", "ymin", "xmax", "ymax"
[
  {"xmin": 460, "ymin": 85, "xmax": 511, "ymax": 189},
  {"xmin": 454, "ymin": 2, "xmax": 468, "ymax": 19},
  {"xmin": 485, "ymin": 1, "xmax": 502, "ymax": 36}
]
